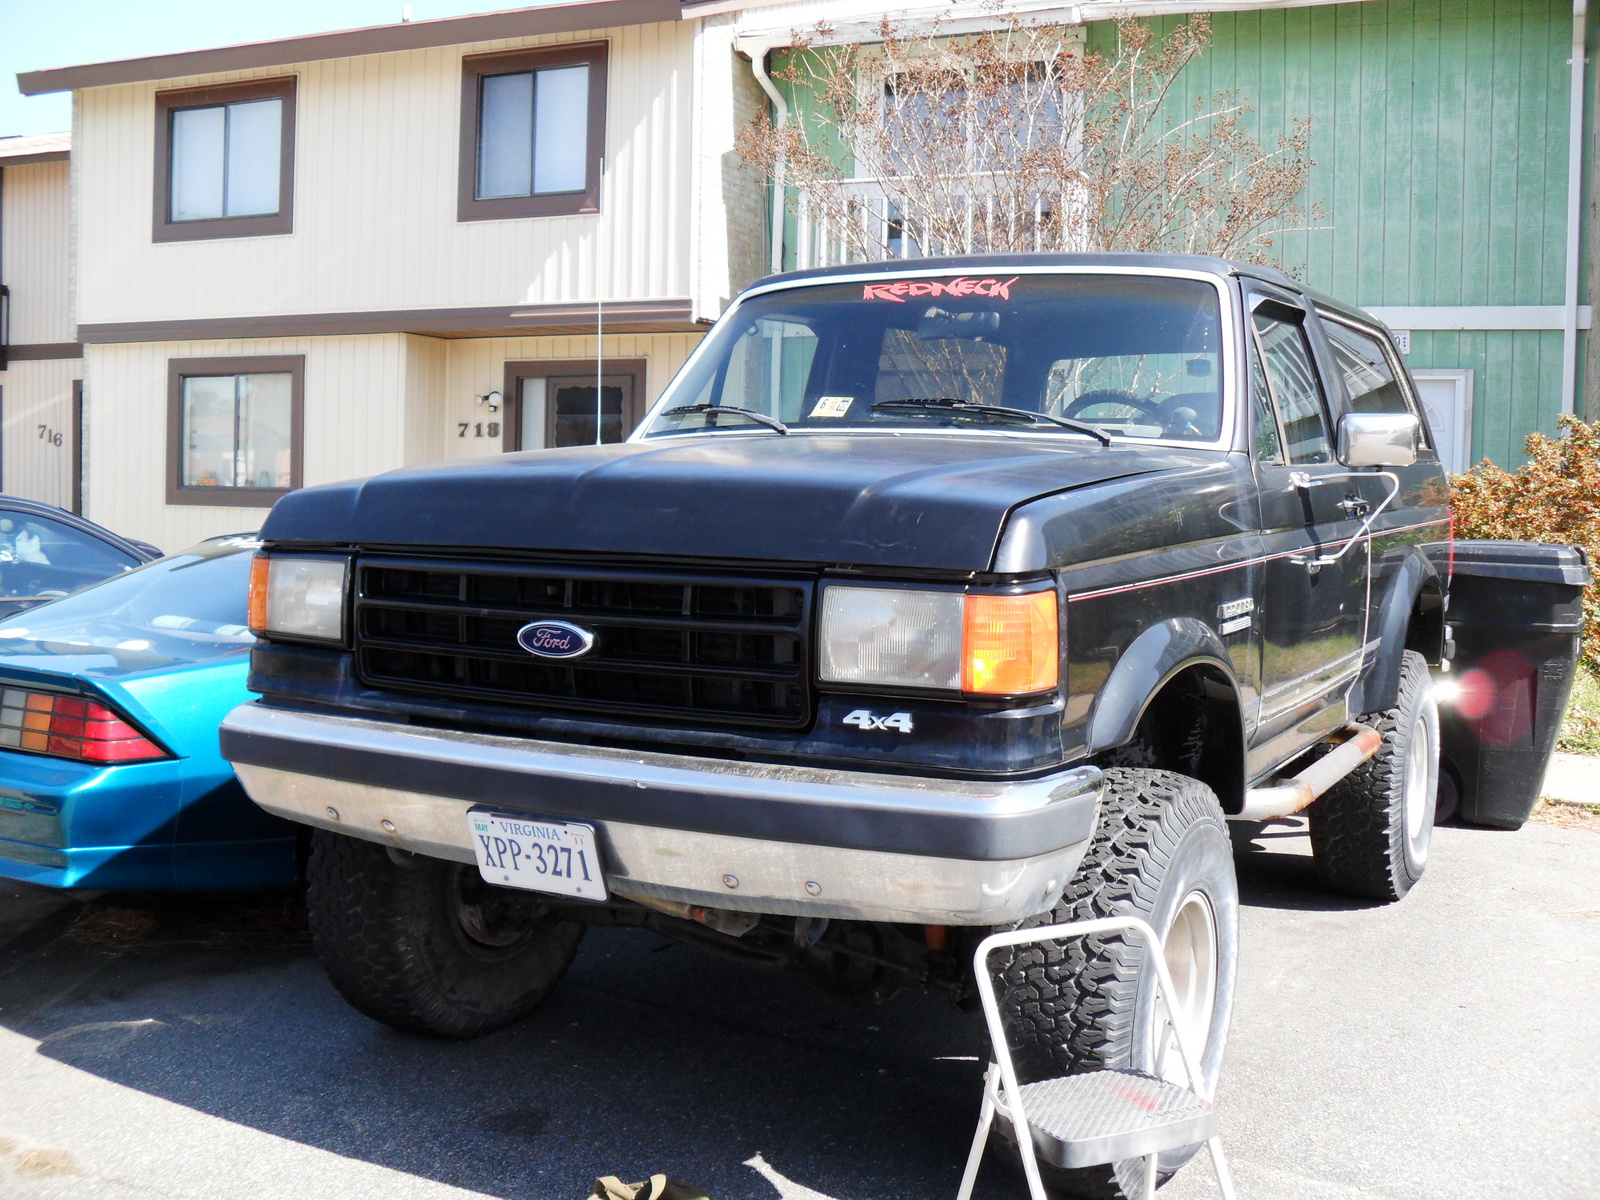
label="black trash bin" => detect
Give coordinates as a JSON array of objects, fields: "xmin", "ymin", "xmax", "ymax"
[{"xmin": 1439, "ymin": 539, "xmax": 1591, "ymax": 830}]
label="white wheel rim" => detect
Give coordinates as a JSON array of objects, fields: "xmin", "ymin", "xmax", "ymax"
[
  {"xmin": 1403, "ymin": 705, "xmax": 1436, "ymax": 858},
  {"xmin": 1152, "ymin": 890, "xmax": 1218, "ymax": 1086}
]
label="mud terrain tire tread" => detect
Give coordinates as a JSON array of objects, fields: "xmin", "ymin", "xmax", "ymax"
[
  {"xmin": 1310, "ymin": 649, "xmax": 1435, "ymax": 902},
  {"xmin": 992, "ymin": 767, "xmax": 1237, "ymax": 1200},
  {"xmin": 306, "ymin": 830, "xmax": 583, "ymax": 1038}
]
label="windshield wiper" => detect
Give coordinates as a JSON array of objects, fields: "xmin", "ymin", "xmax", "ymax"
[
  {"xmin": 870, "ymin": 397, "xmax": 1112, "ymax": 446},
  {"xmin": 661, "ymin": 403, "xmax": 789, "ymax": 435}
]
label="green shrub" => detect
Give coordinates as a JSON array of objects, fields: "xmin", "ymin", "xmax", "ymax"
[{"xmin": 1449, "ymin": 415, "xmax": 1600, "ymax": 672}]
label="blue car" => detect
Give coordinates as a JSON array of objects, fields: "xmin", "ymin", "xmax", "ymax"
[
  {"xmin": 0, "ymin": 493, "xmax": 163, "ymax": 620},
  {"xmin": 0, "ymin": 535, "xmax": 298, "ymax": 890}
]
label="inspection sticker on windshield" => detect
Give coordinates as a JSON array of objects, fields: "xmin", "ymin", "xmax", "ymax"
[
  {"xmin": 862, "ymin": 276, "xmax": 1020, "ymax": 302},
  {"xmin": 468, "ymin": 810, "xmax": 606, "ymax": 901},
  {"xmin": 810, "ymin": 395, "xmax": 854, "ymax": 418}
]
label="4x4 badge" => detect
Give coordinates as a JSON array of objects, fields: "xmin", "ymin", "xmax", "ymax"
[{"xmin": 843, "ymin": 709, "xmax": 914, "ymax": 734}]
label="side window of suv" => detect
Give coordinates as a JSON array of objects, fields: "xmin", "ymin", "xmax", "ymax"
[
  {"xmin": 1320, "ymin": 316, "xmax": 1428, "ymax": 438},
  {"xmin": 1251, "ymin": 306, "xmax": 1332, "ymax": 465},
  {"xmin": 1250, "ymin": 344, "xmax": 1285, "ymax": 464}
]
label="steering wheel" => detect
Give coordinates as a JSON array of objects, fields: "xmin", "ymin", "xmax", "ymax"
[{"xmin": 1063, "ymin": 390, "xmax": 1165, "ymax": 420}]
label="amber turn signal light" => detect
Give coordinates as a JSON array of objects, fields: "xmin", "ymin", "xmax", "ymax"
[
  {"xmin": 248, "ymin": 553, "xmax": 270, "ymax": 634},
  {"xmin": 962, "ymin": 590, "xmax": 1059, "ymax": 694}
]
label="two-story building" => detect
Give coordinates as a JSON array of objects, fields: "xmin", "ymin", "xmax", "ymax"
[
  {"xmin": 12, "ymin": 0, "xmax": 769, "ymax": 550},
  {"xmin": 6, "ymin": 0, "xmax": 1597, "ymax": 551},
  {"xmin": 0, "ymin": 131, "xmax": 80, "ymax": 512}
]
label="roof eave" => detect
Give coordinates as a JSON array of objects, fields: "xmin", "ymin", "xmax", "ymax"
[{"xmin": 17, "ymin": 0, "xmax": 682, "ymax": 96}]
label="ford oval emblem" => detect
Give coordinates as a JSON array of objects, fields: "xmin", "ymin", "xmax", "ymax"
[{"xmin": 516, "ymin": 620, "xmax": 596, "ymax": 660}]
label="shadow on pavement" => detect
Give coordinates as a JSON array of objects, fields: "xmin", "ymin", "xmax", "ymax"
[
  {"xmin": 0, "ymin": 807, "xmax": 1423, "ymax": 1199},
  {"xmin": 0, "ymin": 887, "xmax": 1000, "ymax": 1200},
  {"xmin": 1228, "ymin": 820, "xmax": 1387, "ymax": 913}
]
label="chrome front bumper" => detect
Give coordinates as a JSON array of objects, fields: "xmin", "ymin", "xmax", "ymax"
[{"xmin": 221, "ymin": 703, "xmax": 1101, "ymax": 925}]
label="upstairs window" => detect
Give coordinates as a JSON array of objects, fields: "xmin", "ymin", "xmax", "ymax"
[
  {"xmin": 459, "ymin": 44, "xmax": 606, "ymax": 221},
  {"xmin": 154, "ymin": 79, "xmax": 295, "ymax": 241}
]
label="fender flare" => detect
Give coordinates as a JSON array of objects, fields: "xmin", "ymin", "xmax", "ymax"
[
  {"xmin": 1086, "ymin": 618, "xmax": 1243, "ymax": 754},
  {"xmin": 1352, "ymin": 548, "xmax": 1444, "ymax": 716}
]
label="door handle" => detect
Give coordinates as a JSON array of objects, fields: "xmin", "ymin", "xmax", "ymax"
[{"xmin": 1338, "ymin": 496, "xmax": 1371, "ymax": 519}]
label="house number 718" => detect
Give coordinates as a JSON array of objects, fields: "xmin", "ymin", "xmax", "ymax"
[{"xmin": 458, "ymin": 422, "xmax": 500, "ymax": 439}]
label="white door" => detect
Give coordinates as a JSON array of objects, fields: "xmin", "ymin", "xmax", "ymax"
[{"xmin": 1411, "ymin": 369, "xmax": 1474, "ymax": 474}]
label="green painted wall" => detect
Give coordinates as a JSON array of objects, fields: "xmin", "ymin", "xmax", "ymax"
[
  {"xmin": 1095, "ymin": 0, "xmax": 1578, "ymax": 465},
  {"xmin": 768, "ymin": 2, "xmax": 1584, "ymax": 465}
]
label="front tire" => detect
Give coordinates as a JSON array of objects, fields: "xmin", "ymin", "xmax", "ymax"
[
  {"xmin": 1310, "ymin": 649, "xmax": 1439, "ymax": 902},
  {"xmin": 305, "ymin": 830, "xmax": 584, "ymax": 1037},
  {"xmin": 992, "ymin": 768, "xmax": 1239, "ymax": 1199}
]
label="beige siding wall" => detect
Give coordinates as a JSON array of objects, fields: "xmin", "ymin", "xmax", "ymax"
[
  {"xmin": 441, "ymin": 331, "xmax": 702, "ymax": 458},
  {"xmin": 1, "ymin": 161, "xmax": 74, "ymax": 344},
  {"xmin": 79, "ymin": 330, "xmax": 700, "ymax": 550},
  {"xmin": 690, "ymin": 16, "xmax": 769, "ymax": 321},
  {"xmin": 403, "ymin": 335, "xmax": 449, "ymax": 465},
  {"xmin": 83, "ymin": 334, "xmax": 414, "ymax": 549},
  {"xmin": 74, "ymin": 19, "xmax": 694, "ymax": 325},
  {"xmin": 1, "ymin": 360, "xmax": 79, "ymax": 509}
]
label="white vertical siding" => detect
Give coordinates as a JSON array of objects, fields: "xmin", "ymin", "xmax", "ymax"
[
  {"xmin": 1, "ymin": 360, "xmax": 79, "ymax": 509},
  {"xmin": 1, "ymin": 161, "xmax": 74, "ymax": 345},
  {"xmin": 403, "ymin": 335, "xmax": 448, "ymax": 465},
  {"xmin": 83, "ymin": 334, "xmax": 411, "ymax": 550},
  {"xmin": 690, "ymin": 16, "xmax": 769, "ymax": 320},
  {"xmin": 78, "ymin": 330, "xmax": 700, "ymax": 550},
  {"xmin": 74, "ymin": 20, "xmax": 696, "ymax": 325}
]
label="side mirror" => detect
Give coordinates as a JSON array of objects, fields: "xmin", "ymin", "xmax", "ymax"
[{"xmin": 1338, "ymin": 412, "xmax": 1418, "ymax": 468}]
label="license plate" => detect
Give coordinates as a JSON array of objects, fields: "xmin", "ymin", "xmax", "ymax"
[{"xmin": 467, "ymin": 810, "xmax": 607, "ymax": 902}]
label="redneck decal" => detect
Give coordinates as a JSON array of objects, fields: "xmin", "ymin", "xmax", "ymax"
[{"xmin": 861, "ymin": 276, "xmax": 1021, "ymax": 302}]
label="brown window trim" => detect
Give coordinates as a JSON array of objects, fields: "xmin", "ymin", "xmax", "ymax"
[
  {"xmin": 153, "ymin": 77, "xmax": 296, "ymax": 243},
  {"xmin": 502, "ymin": 358, "xmax": 646, "ymax": 450},
  {"xmin": 459, "ymin": 43, "xmax": 607, "ymax": 223},
  {"xmin": 167, "ymin": 355, "xmax": 305, "ymax": 507}
]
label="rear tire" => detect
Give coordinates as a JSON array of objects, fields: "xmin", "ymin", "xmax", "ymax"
[
  {"xmin": 305, "ymin": 830, "xmax": 584, "ymax": 1037},
  {"xmin": 991, "ymin": 768, "xmax": 1239, "ymax": 1199},
  {"xmin": 1310, "ymin": 649, "xmax": 1438, "ymax": 902}
]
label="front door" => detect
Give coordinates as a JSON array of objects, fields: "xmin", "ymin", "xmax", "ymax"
[
  {"xmin": 503, "ymin": 360, "xmax": 647, "ymax": 451},
  {"xmin": 1247, "ymin": 293, "xmax": 1370, "ymax": 775},
  {"xmin": 544, "ymin": 373, "xmax": 640, "ymax": 447}
]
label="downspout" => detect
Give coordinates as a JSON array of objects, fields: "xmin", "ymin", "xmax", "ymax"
[
  {"xmin": 1562, "ymin": 0, "xmax": 1589, "ymax": 416},
  {"xmin": 748, "ymin": 42, "xmax": 788, "ymax": 276}
]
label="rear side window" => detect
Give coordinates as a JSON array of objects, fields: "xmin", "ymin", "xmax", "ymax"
[
  {"xmin": 1322, "ymin": 317, "xmax": 1415, "ymax": 419},
  {"xmin": 1251, "ymin": 308, "xmax": 1332, "ymax": 465},
  {"xmin": 0, "ymin": 511, "xmax": 139, "ymax": 601}
]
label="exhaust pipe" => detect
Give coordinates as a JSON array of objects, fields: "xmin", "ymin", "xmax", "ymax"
[{"xmin": 1232, "ymin": 723, "xmax": 1384, "ymax": 821}]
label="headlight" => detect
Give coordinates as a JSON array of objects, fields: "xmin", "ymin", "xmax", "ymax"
[
  {"xmin": 819, "ymin": 587, "xmax": 964, "ymax": 689},
  {"xmin": 819, "ymin": 585, "xmax": 1058, "ymax": 695},
  {"xmin": 249, "ymin": 554, "xmax": 348, "ymax": 643}
]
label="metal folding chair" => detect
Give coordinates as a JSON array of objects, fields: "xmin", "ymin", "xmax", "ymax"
[{"xmin": 956, "ymin": 917, "xmax": 1238, "ymax": 1200}]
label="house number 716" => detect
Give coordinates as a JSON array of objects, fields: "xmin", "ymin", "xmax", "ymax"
[
  {"xmin": 458, "ymin": 422, "xmax": 500, "ymax": 439},
  {"xmin": 37, "ymin": 425, "xmax": 64, "ymax": 447}
]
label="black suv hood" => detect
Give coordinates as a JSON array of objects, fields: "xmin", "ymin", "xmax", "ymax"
[{"xmin": 263, "ymin": 434, "xmax": 1219, "ymax": 572}]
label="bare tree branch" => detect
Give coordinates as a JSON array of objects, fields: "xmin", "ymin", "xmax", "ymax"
[{"xmin": 737, "ymin": 12, "xmax": 1324, "ymax": 267}]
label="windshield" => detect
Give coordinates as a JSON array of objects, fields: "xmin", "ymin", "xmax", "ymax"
[
  {"xmin": 640, "ymin": 272, "xmax": 1226, "ymax": 442},
  {"xmin": 0, "ymin": 537, "xmax": 258, "ymax": 670}
]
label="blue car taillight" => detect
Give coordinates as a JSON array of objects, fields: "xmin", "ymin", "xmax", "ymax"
[{"xmin": 0, "ymin": 688, "xmax": 169, "ymax": 764}]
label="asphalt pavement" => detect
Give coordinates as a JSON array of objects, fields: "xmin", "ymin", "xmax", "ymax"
[{"xmin": 0, "ymin": 816, "xmax": 1595, "ymax": 1200}]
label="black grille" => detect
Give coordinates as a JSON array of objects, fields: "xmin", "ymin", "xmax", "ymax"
[{"xmin": 353, "ymin": 558, "xmax": 813, "ymax": 728}]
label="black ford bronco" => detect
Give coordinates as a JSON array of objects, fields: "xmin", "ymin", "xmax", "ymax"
[{"xmin": 222, "ymin": 254, "xmax": 1450, "ymax": 1197}]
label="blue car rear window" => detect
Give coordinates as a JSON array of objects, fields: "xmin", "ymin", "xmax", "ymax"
[{"xmin": 0, "ymin": 541, "xmax": 255, "ymax": 667}]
